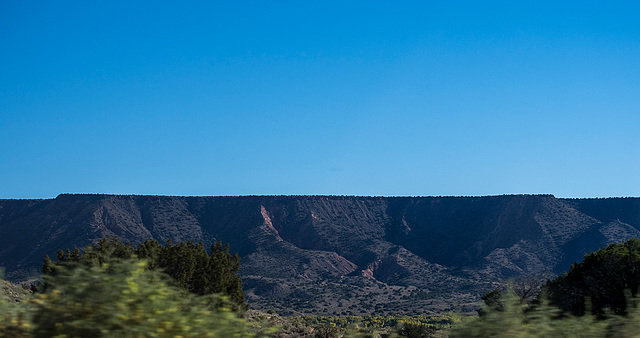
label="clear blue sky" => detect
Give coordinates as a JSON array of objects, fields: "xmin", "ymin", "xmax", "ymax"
[{"xmin": 1, "ymin": 1, "xmax": 639, "ymax": 199}]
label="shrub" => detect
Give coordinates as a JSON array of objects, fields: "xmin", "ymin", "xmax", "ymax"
[
  {"xmin": 40, "ymin": 237, "xmax": 245, "ymax": 308},
  {"xmin": 31, "ymin": 257, "xmax": 255, "ymax": 337},
  {"xmin": 396, "ymin": 322, "xmax": 434, "ymax": 337},
  {"xmin": 0, "ymin": 295, "xmax": 30, "ymax": 336},
  {"xmin": 450, "ymin": 289, "xmax": 608, "ymax": 337}
]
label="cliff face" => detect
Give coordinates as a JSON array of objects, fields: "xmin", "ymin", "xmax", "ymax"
[{"xmin": 1, "ymin": 194, "xmax": 638, "ymax": 315}]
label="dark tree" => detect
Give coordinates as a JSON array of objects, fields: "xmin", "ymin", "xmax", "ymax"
[
  {"xmin": 545, "ymin": 238, "xmax": 640, "ymax": 317},
  {"xmin": 478, "ymin": 275, "xmax": 543, "ymax": 316},
  {"xmin": 40, "ymin": 237, "xmax": 245, "ymax": 308}
]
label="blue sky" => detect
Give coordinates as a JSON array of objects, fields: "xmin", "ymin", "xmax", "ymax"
[{"xmin": 1, "ymin": 1, "xmax": 639, "ymax": 199}]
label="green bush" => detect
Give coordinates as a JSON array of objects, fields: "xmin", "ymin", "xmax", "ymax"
[
  {"xmin": 0, "ymin": 295, "xmax": 31, "ymax": 336},
  {"xmin": 545, "ymin": 238, "xmax": 640, "ymax": 316},
  {"xmin": 31, "ymin": 258, "xmax": 254, "ymax": 337},
  {"xmin": 450, "ymin": 289, "xmax": 609, "ymax": 337},
  {"xmin": 40, "ymin": 237, "xmax": 245, "ymax": 308},
  {"xmin": 396, "ymin": 322, "xmax": 434, "ymax": 338}
]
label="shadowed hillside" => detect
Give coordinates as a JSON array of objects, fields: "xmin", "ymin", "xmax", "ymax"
[{"xmin": 1, "ymin": 194, "xmax": 638, "ymax": 315}]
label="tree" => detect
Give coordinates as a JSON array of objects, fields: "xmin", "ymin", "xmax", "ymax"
[
  {"xmin": 545, "ymin": 238, "xmax": 640, "ymax": 316},
  {"xmin": 478, "ymin": 275, "xmax": 543, "ymax": 316},
  {"xmin": 39, "ymin": 237, "xmax": 245, "ymax": 308}
]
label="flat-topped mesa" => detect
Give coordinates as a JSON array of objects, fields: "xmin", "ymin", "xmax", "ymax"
[{"xmin": 1, "ymin": 194, "xmax": 639, "ymax": 315}]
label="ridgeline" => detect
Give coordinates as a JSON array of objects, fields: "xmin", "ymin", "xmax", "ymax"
[{"xmin": 1, "ymin": 194, "xmax": 639, "ymax": 315}]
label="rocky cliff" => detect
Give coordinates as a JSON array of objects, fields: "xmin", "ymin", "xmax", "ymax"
[{"xmin": 1, "ymin": 194, "xmax": 638, "ymax": 315}]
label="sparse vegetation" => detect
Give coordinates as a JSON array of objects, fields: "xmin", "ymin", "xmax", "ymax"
[{"xmin": 245, "ymin": 310, "xmax": 459, "ymax": 337}]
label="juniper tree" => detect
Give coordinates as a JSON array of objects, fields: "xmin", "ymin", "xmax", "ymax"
[{"xmin": 39, "ymin": 237, "xmax": 245, "ymax": 308}]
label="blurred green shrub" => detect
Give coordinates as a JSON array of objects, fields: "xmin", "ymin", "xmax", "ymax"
[
  {"xmin": 450, "ymin": 289, "xmax": 609, "ymax": 337},
  {"xmin": 30, "ymin": 258, "xmax": 256, "ymax": 337},
  {"xmin": 0, "ymin": 294, "xmax": 31, "ymax": 336}
]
